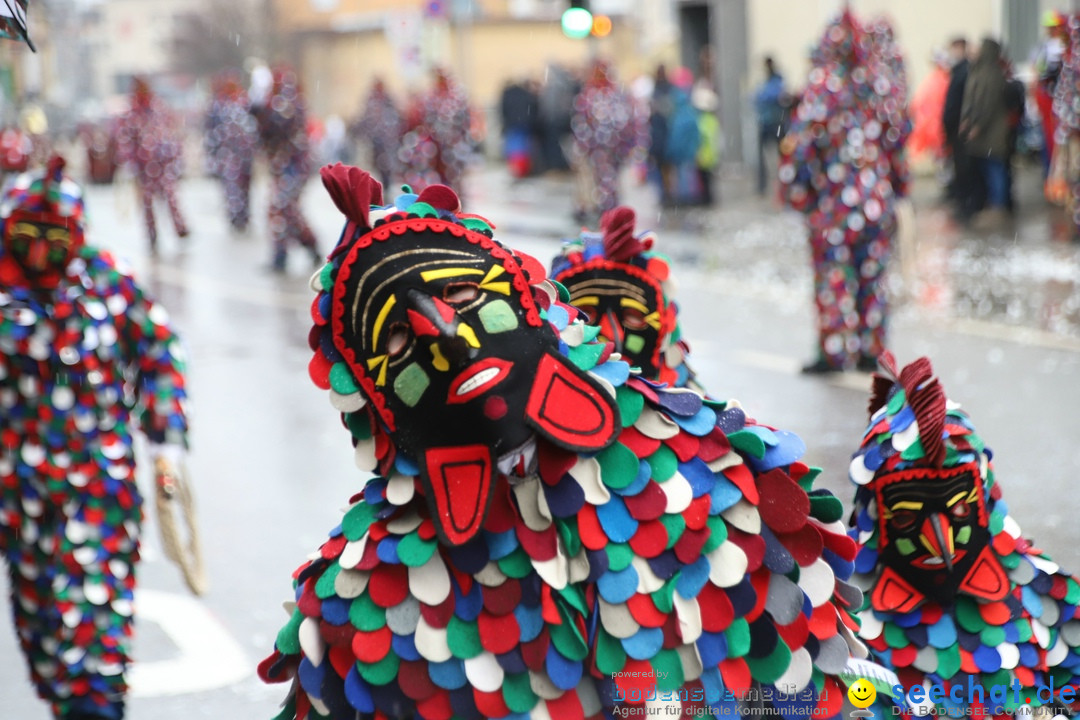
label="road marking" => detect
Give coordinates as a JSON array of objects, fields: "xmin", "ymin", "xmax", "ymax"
[{"xmin": 128, "ymin": 589, "xmax": 250, "ymax": 697}]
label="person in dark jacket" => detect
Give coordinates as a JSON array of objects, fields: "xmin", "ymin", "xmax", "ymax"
[
  {"xmin": 961, "ymin": 38, "xmax": 1011, "ymax": 215},
  {"xmin": 943, "ymin": 38, "xmax": 982, "ymax": 218}
]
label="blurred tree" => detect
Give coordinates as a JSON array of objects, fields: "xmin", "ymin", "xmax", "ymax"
[{"xmin": 169, "ymin": 0, "xmax": 269, "ymax": 79}]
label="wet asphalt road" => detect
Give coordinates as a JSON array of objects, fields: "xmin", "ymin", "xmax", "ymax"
[{"xmin": 2, "ymin": 160, "xmax": 1079, "ymax": 718}]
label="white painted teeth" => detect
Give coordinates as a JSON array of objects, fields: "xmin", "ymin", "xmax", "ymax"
[{"xmin": 457, "ymin": 368, "xmax": 499, "ymax": 395}]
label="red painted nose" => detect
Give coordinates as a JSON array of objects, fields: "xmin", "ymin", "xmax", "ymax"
[{"xmin": 24, "ymin": 238, "xmax": 48, "ymax": 270}]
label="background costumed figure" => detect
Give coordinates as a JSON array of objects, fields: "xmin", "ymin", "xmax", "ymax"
[
  {"xmin": 205, "ymin": 73, "xmax": 257, "ymax": 232},
  {"xmin": 0, "ymin": 157, "xmax": 190, "ymax": 720},
  {"xmin": 115, "ymin": 77, "xmax": 189, "ymax": 253},
  {"xmin": 251, "ymin": 67, "xmax": 320, "ymax": 272},
  {"xmin": 848, "ymin": 353, "xmax": 1080, "ymax": 717},
  {"xmin": 778, "ymin": 11, "xmax": 909, "ymax": 374},
  {"xmin": 551, "ymin": 206, "xmax": 699, "ymax": 391},
  {"xmin": 350, "ymin": 78, "xmax": 403, "ymax": 192},
  {"xmin": 259, "ymin": 163, "xmax": 869, "ymax": 720},
  {"xmin": 570, "ymin": 61, "xmax": 645, "ymax": 223}
]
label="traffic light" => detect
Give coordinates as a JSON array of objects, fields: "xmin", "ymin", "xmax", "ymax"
[
  {"xmin": 561, "ymin": 0, "xmax": 592, "ymax": 39},
  {"xmin": 591, "ymin": 14, "xmax": 612, "ymax": 37}
]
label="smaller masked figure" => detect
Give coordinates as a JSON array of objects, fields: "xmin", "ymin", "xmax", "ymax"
[
  {"xmin": 115, "ymin": 76, "xmax": 189, "ymax": 252},
  {"xmin": 204, "ymin": 72, "xmax": 257, "ymax": 232},
  {"xmin": 250, "ymin": 66, "xmax": 320, "ymax": 272},
  {"xmin": 0, "ymin": 157, "xmax": 191, "ymax": 720},
  {"xmin": 849, "ymin": 353, "xmax": 1080, "ymax": 716},
  {"xmin": 551, "ymin": 206, "xmax": 698, "ymax": 390}
]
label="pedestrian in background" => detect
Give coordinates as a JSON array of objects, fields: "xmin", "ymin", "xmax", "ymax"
[
  {"xmin": 693, "ymin": 84, "xmax": 722, "ymax": 206},
  {"xmin": 779, "ymin": 10, "xmax": 904, "ymax": 373},
  {"xmin": 204, "ymin": 72, "xmax": 256, "ymax": 233},
  {"xmin": 0, "ymin": 157, "xmax": 190, "ymax": 720},
  {"xmin": 250, "ymin": 66, "xmax": 319, "ymax": 273},
  {"xmin": 663, "ymin": 67, "xmax": 702, "ymax": 205},
  {"xmin": 943, "ymin": 37, "xmax": 979, "ymax": 217},
  {"xmin": 538, "ymin": 62, "xmax": 577, "ymax": 172},
  {"xmin": 960, "ymin": 37, "xmax": 1011, "ymax": 224},
  {"xmin": 499, "ymin": 76, "xmax": 539, "ymax": 179},
  {"xmin": 115, "ymin": 77, "xmax": 189, "ymax": 253},
  {"xmin": 754, "ymin": 56, "xmax": 787, "ymax": 196},
  {"xmin": 570, "ymin": 59, "xmax": 644, "ymax": 223},
  {"xmin": 646, "ymin": 63, "xmax": 673, "ymax": 203},
  {"xmin": 1034, "ymin": 11, "xmax": 1068, "ymax": 178},
  {"xmin": 907, "ymin": 51, "xmax": 950, "ymax": 170},
  {"xmin": 350, "ymin": 78, "xmax": 402, "ymax": 191}
]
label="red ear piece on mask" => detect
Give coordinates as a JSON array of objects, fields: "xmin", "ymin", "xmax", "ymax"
[
  {"xmin": 525, "ymin": 353, "xmax": 620, "ymax": 452},
  {"xmin": 871, "ymin": 566, "xmax": 925, "ymax": 614}
]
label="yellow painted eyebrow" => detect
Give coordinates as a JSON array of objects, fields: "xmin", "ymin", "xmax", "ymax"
[
  {"xmin": 620, "ymin": 298, "xmax": 650, "ymax": 313},
  {"xmin": 12, "ymin": 222, "xmax": 40, "ymax": 237},
  {"xmin": 573, "ymin": 295, "xmax": 600, "ymax": 306},
  {"xmin": 889, "ymin": 501, "xmax": 924, "ymax": 511},
  {"xmin": 946, "ymin": 492, "xmax": 968, "ymax": 507},
  {"xmin": 44, "ymin": 229, "xmax": 70, "ymax": 243},
  {"xmin": 420, "ymin": 267, "xmax": 484, "ymax": 282},
  {"xmin": 371, "ymin": 295, "xmax": 397, "ymax": 351}
]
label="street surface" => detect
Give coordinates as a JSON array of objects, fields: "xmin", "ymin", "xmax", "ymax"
[{"xmin": 3, "ymin": 160, "xmax": 1079, "ymax": 718}]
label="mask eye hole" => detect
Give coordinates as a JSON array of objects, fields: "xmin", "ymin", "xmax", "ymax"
[
  {"xmin": 387, "ymin": 323, "xmax": 410, "ymax": 357},
  {"xmin": 577, "ymin": 305, "xmax": 599, "ymax": 325},
  {"xmin": 622, "ymin": 308, "xmax": 647, "ymax": 330},
  {"xmin": 443, "ymin": 283, "xmax": 479, "ymax": 305},
  {"xmin": 889, "ymin": 509, "xmax": 918, "ymax": 532},
  {"xmin": 950, "ymin": 502, "xmax": 970, "ymax": 520}
]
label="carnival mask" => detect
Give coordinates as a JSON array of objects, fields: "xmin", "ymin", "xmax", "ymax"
[
  {"xmin": 327, "ymin": 170, "xmax": 619, "ymax": 546},
  {"xmin": 872, "ymin": 461, "xmax": 1008, "ymax": 611},
  {"xmin": 557, "ymin": 262, "xmax": 666, "ymax": 377},
  {"xmin": 3, "ymin": 211, "xmax": 75, "ymax": 285}
]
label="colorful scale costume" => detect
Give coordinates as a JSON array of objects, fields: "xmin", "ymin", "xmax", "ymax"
[
  {"xmin": 252, "ymin": 68, "xmax": 320, "ymax": 272},
  {"xmin": 849, "ymin": 354, "xmax": 1080, "ymax": 716},
  {"xmin": 778, "ymin": 11, "xmax": 909, "ymax": 373},
  {"xmin": 205, "ymin": 74, "xmax": 257, "ymax": 232},
  {"xmin": 551, "ymin": 206, "xmax": 698, "ymax": 390},
  {"xmin": 115, "ymin": 79, "xmax": 189, "ymax": 251},
  {"xmin": 571, "ymin": 62, "xmax": 645, "ymax": 221},
  {"xmin": 260, "ymin": 164, "xmax": 867, "ymax": 720},
  {"xmin": 1053, "ymin": 13, "xmax": 1080, "ymax": 236},
  {"xmin": 0, "ymin": 159, "xmax": 189, "ymax": 719},
  {"xmin": 351, "ymin": 81, "xmax": 403, "ymax": 192},
  {"xmin": 400, "ymin": 70, "xmax": 472, "ymax": 195}
]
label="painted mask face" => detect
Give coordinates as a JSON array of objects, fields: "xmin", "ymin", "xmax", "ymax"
[
  {"xmin": 4, "ymin": 212, "xmax": 75, "ymax": 285},
  {"xmin": 557, "ymin": 262, "xmax": 666, "ymax": 377},
  {"xmin": 874, "ymin": 461, "xmax": 1005, "ymax": 608},
  {"xmin": 331, "ymin": 221, "xmax": 619, "ymax": 546},
  {"xmin": 338, "ymin": 228, "xmax": 550, "ymax": 454}
]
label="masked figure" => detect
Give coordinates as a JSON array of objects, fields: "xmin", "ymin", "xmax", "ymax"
[
  {"xmin": 205, "ymin": 73, "xmax": 257, "ymax": 232},
  {"xmin": 351, "ymin": 78, "xmax": 403, "ymax": 191},
  {"xmin": 849, "ymin": 354, "xmax": 1080, "ymax": 717},
  {"xmin": 115, "ymin": 77, "xmax": 189, "ymax": 252},
  {"xmin": 551, "ymin": 206, "xmax": 697, "ymax": 390},
  {"xmin": 259, "ymin": 163, "xmax": 865, "ymax": 720},
  {"xmin": 0, "ymin": 158, "xmax": 190, "ymax": 720},
  {"xmin": 251, "ymin": 67, "xmax": 320, "ymax": 272},
  {"xmin": 778, "ymin": 11, "xmax": 909, "ymax": 373}
]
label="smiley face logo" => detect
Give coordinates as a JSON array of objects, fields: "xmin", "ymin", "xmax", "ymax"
[{"xmin": 847, "ymin": 678, "xmax": 877, "ymax": 709}]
